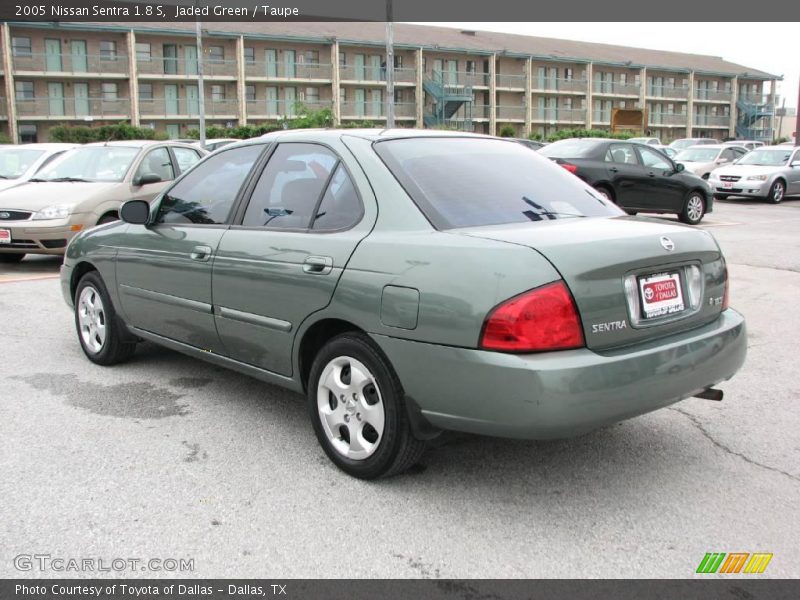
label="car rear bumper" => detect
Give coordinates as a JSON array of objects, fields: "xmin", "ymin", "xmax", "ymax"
[{"xmin": 372, "ymin": 309, "xmax": 746, "ymax": 439}]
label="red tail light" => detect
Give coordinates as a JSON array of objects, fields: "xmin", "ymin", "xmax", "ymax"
[
  {"xmin": 560, "ymin": 163, "xmax": 578, "ymax": 174},
  {"xmin": 722, "ymin": 267, "xmax": 729, "ymax": 311},
  {"xmin": 480, "ymin": 281, "xmax": 585, "ymax": 352}
]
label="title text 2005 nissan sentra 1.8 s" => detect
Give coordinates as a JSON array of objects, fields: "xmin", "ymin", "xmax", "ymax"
[{"xmin": 60, "ymin": 129, "xmax": 747, "ymax": 479}]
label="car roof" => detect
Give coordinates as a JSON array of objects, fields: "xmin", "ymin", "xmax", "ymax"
[
  {"xmin": 83, "ymin": 140, "xmax": 197, "ymax": 148},
  {"xmin": 722, "ymin": 140, "xmax": 760, "ymax": 144},
  {"xmin": 259, "ymin": 128, "xmax": 495, "ymax": 144},
  {"xmin": 684, "ymin": 144, "xmax": 727, "ymax": 150},
  {"xmin": 0, "ymin": 143, "xmax": 77, "ymax": 151}
]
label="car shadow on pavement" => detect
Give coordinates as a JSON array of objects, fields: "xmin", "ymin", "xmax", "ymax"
[{"xmin": 129, "ymin": 342, "xmax": 709, "ymax": 499}]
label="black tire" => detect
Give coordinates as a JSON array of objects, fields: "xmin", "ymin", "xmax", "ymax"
[
  {"xmin": 74, "ymin": 271, "xmax": 136, "ymax": 365},
  {"xmin": 97, "ymin": 213, "xmax": 119, "ymax": 225},
  {"xmin": 307, "ymin": 332, "xmax": 427, "ymax": 479},
  {"xmin": 679, "ymin": 190, "xmax": 706, "ymax": 225},
  {"xmin": 0, "ymin": 253, "xmax": 25, "ymax": 263},
  {"xmin": 624, "ymin": 210, "xmax": 638, "ymax": 216},
  {"xmin": 766, "ymin": 179, "xmax": 785, "ymax": 204},
  {"xmin": 714, "ymin": 194, "xmax": 729, "ymax": 200},
  {"xmin": 594, "ymin": 185, "xmax": 614, "ymax": 203}
]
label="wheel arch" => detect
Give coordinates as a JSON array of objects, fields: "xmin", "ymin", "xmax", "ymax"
[
  {"xmin": 70, "ymin": 261, "xmax": 98, "ymax": 301},
  {"xmin": 296, "ymin": 317, "xmax": 367, "ymax": 393}
]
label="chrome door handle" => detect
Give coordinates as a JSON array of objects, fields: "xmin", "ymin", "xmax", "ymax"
[
  {"xmin": 303, "ymin": 255, "xmax": 333, "ymax": 275},
  {"xmin": 190, "ymin": 245, "xmax": 212, "ymax": 262}
]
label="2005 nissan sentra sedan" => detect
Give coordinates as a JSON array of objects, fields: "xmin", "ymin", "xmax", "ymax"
[{"xmin": 60, "ymin": 129, "xmax": 747, "ymax": 479}]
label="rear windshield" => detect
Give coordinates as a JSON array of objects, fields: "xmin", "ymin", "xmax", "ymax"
[
  {"xmin": 676, "ymin": 148, "xmax": 720, "ymax": 162},
  {"xmin": 375, "ymin": 137, "xmax": 622, "ymax": 229},
  {"xmin": 539, "ymin": 139, "xmax": 602, "ymax": 159}
]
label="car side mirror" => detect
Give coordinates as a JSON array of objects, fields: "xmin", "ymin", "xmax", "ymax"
[
  {"xmin": 120, "ymin": 200, "xmax": 151, "ymax": 225},
  {"xmin": 133, "ymin": 172, "xmax": 162, "ymax": 186},
  {"xmin": 791, "ymin": 160, "xmax": 800, "ymax": 168},
  {"xmin": 674, "ymin": 162, "xmax": 685, "ymax": 173},
  {"xmin": 717, "ymin": 158, "xmax": 729, "ymax": 164}
]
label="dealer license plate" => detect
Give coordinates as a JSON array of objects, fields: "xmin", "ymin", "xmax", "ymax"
[{"xmin": 639, "ymin": 272, "xmax": 685, "ymax": 319}]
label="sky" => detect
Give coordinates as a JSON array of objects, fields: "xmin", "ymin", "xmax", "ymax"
[{"xmin": 413, "ymin": 22, "xmax": 798, "ymax": 110}]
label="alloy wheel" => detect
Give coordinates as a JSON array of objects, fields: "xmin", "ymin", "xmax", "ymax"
[
  {"xmin": 77, "ymin": 286, "xmax": 107, "ymax": 354},
  {"xmin": 772, "ymin": 181, "xmax": 785, "ymax": 203},
  {"xmin": 686, "ymin": 194, "xmax": 704, "ymax": 222},
  {"xmin": 316, "ymin": 356, "xmax": 385, "ymax": 460}
]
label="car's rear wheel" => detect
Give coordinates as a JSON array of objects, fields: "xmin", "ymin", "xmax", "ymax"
[
  {"xmin": 594, "ymin": 185, "xmax": 614, "ymax": 202},
  {"xmin": 308, "ymin": 332, "xmax": 426, "ymax": 479},
  {"xmin": 766, "ymin": 179, "xmax": 785, "ymax": 204},
  {"xmin": 0, "ymin": 253, "xmax": 25, "ymax": 263},
  {"xmin": 74, "ymin": 271, "xmax": 136, "ymax": 365},
  {"xmin": 679, "ymin": 191, "xmax": 706, "ymax": 225}
]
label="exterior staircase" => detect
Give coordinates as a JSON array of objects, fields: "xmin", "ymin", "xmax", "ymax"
[
  {"xmin": 423, "ymin": 70, "xmax": 474, "ymax": 130},
  {"xmin": 735, "ymin": 96, "xmax": 774, "ymax": 141}
]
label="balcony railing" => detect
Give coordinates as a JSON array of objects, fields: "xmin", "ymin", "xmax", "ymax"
[
  {"xmin": 648, "ymin": 113, "xmax": 688, "ymax": 126},
  {"xmin": 340, "ymin": 101, "xmax": 386, "ymax": 119},
  {"xmin": 496, "ymin": 105, "xmax": 525, "ymax": 120},
  {"xmin": 137, "ymin": 57, "xmax": 238, "ymax": 78},
  {"xmin": 739, "ymin": 93, "xmax": 770, "ymax": 104},
  {"xmin": 12, "ymin": 53, "xmax": 129, "ymax": 75},
  {"xmin": 244, "ymin": 61, "xmax": 333, "ymax": 81},
  {"xmin": 427, "ymin": 70, "xmax": 490, "ymax": 88},
  {"xmin": 533, "ymin": 108, "xmax": 587, "ymax": 123},
  {"xmin": 592, "ymin": 111, "xmax": 612, "ymax": 124},
  {"xmin": 393, "ymin": 103, "xmax": 417, "ymax": 118},
  {"xmin": 533, "ymin": 78, "xmax": 588, "ymax": 93},
  {"xmin": 246, "ymin": 99, "xmax": 332, "ymax": 119},
  {"xmin": 647, "ymin": 85, "xmax": 689, "ymax": 99},
  {"xmin": 694, "ymin": 90, "xmax": 733, "ymax": 102},
  {"xmin": 139, "ymin": 97, "xmax": 239, "ymax": 118},
  {"xmin": 339, "ymin": 66, "xmax": 415, "ymax": 83},
  {"xmin": 495, "ymin": 73, "xmax": 526, "ymax": 89},
  {"xmin": 693, "ymin": 114, "xmax": 730, "ymax": 127},
  {"xmin": 15, "ymin": 97, "xmax": 131, "ymax": 118},
  {"xmin": 593, "ymin": 82, "xmax": 641, "ymax": 96}
]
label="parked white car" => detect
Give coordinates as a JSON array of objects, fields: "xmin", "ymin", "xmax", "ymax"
[
  {"xmin": 0, "ymin": 143, "xmax": 77, "ymax": 193},
  {"xmin": 669, "ymin": 138, "xmax": 718, "ymax": 151},
  {"xmin": 722, "ymin": 140, "xmax": 764, "ymax": 151},
  {"xmin": 709, "ymin": 146, "xmax": 800, "ymax": 203},
  {"xmin": 628, "ymin": 137, "xmax": 662, "ymax": 146},
  {"xmin": 675, "ymin": 144, "xmax": 748, "ymax": 179}
]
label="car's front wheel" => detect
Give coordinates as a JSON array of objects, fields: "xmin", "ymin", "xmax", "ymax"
[
  {"xmin": 766, "ymin": 179, "xmax": 785, "ymax": 204},
  {"xmin": 308, "ymin": 332, "xmax": 426, "ymax": 479},
  {"xmin": 0, "ymin": 253, "xmax": 25, "ymax": 263},
  {"xmin": 74, "ymin": 271, "xmax": 136, "ymax": 365},
  {"xmin": 679, "ymin": 191, "xmax": 706, "ymax": 225}
]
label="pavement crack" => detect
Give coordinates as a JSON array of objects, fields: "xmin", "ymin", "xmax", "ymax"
[{"xmin": 669, "ymin": 407, "xmax": 800, "ymax": 483}]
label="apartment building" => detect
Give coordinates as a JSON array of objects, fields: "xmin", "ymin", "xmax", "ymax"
[{"xmin": 0, "ymin": 21, "xmax": 779, "ymax": 143}]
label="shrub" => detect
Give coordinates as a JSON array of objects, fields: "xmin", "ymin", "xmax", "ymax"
[
  {"xmin": 50, "ymin": 122, "xmax": 167, "ymax": 143},
  {"xmin": 0, "ymin": 132, "xmax": 12, "ymax": 144},
  {"xmin": 498, "ymin": 124, "xmax": 516, "ymax": 138}
]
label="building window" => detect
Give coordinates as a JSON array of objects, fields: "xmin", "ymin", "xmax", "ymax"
[
  {"xmin": 339, "ymin": 88, "xmax": 346, "ymax": 103},
  {"xmin": 393, "ymin": 55, "xmax": 403, "ymax": 69},
  {"xmin": 564, "ymin": 97, "xmax": 573, "ymax": 110},
  {"xmin": 564, "ymin": 68, "xmax": 573, "ymax": 81},
  {"xmin": 139, "ymin": 83, "xmax": 153, "ymax": 101},
  {"xmin": 99, "ymin": 41, "xmax": 117, "ymax": 60},
  {"xmin": 301, "ymin": 50, "xmax": 319, "ymax": 65},
  {"xmin": 211, "ymin": 85, "xmax": 226, "ymax": 101},
  {"xmin": 246, "ymin": 84, "xmax": 256, "ymax": 102},
  {"xmin": 339, "ymin": 52, "xmax": 346, "ymax": 67},
  {"xmin": 466, "ymin": 60, "xmax": 476, "ymax": 74},
  {"xmin": 11, "ymin": 37, "xmax": 32, "ymax": 57},
  {"xmin": 304, "ymin": 87, "xmax": 320, "ymax": 103},
  {"xmin": 136, "ymin": 42, "xmax": 151, "ymax": 61},
  {"xmin": 619, "ymin": 73, "xmax": 628, "ymax": 86},
  {"xmin": 101, "ymin": 83, "xmax": 119, "ymax": 100},
  {"xmin": 15, "ymin": 81, "xmax": 35, "ymax": 100},
  {"xmin": 208, "ymin": 46, "xmax": 224, "ymax": 63},
  {"xmin": 394, "ymin": 88, "xmax": 404, "ymax": 103},
  {"xmin": 244, "ymin": 47, "xmax": 255, "ymax": 64}
]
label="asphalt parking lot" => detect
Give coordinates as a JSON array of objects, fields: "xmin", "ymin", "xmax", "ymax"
[{"xmin": 1, "ymin": 198, "xmax": 799, "ymax": 579}]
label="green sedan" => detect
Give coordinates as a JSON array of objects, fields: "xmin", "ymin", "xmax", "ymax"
[{"xmin": 60, "ymin": 129, "xmax": 747, "ymax": 479}]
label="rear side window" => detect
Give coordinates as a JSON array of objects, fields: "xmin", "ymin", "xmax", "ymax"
[
  {"xmin": 242, "ymin": 143, "xmax": 338, "ymax": 229},
  {"xmin": 375, "ymin": 137, "xmax": 622, "ymax": 230},
  {"xmin": 312, "ymin": 164, "xmax": 362, "ymax": 231},
  {"xmin": 156, "ymin": 144, "xmax": 264, "ymax": 225},
  {"xmin": 172, "ymin": 147, "xmax": 202, "ymax": 173},
  {"xmin": 606, "ymin": 144, "xmax": 639, "ymax": 165}
]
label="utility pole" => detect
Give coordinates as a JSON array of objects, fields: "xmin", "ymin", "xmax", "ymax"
[
  {"xmin": 795, "ymin": 74, "xmax": 800, "ymax": 145},
  {"xmin": 196, "ymin": 18, "xmax": 206, "ymax": 148},
  {"xmin": 385, "ymin": 0, "xmax": 395, "ymax": 128}
]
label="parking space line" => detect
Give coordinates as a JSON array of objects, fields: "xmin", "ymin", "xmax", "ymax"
[{"xmin": 0, "ymin": 274, "xmax": 60, "ymax": 284}]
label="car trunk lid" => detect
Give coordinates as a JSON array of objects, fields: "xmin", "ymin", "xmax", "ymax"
[{"xmin": 455, "ymin": 216, "xmax": 727, "ymax": 351}]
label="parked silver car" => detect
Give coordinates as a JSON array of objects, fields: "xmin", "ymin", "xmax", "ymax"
[
  {"xmin": 675, "ymin": 144, "xmax": 748, "ymax": 179},
  {"xmin": 709, "ymin": 146, "xmax": 800, "ymax": 203},
  {"xmin": 0, "ymin": 143, "xmax": 77, "ymax": 193},
  {"xmin": 669, "ymin": 138, "xmax": 718, "ymax": 151},
  {"xmin": 722, "ymin": 140, "xmax": 764, "ymax": 151}
]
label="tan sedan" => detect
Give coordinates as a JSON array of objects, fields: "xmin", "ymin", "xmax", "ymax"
[{"xmin": 0, "ymin": 140, "xmax": 206, "ymax": 261}]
